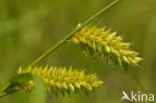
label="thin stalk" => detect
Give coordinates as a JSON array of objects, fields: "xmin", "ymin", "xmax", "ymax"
[{"xmin": 30, "ymin": 0, "xmax": 121, "ymax": 67}]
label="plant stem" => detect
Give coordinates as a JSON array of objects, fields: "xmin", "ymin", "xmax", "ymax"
[{"xmin": 30, "ymin": 0, "xmax": 121, "ymax": 67}]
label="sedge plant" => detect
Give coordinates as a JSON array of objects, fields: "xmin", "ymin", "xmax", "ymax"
[{"xmin": 0, "ymin": 0, "xmax": 143, "ymax": 99}]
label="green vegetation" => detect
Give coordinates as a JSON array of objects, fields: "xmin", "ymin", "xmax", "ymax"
[{"xmin": 0, "ymin": 0, "xmax": 155, "ymax": 103}]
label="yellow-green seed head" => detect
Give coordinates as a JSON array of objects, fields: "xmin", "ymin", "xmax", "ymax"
[
  {"xmin": 18, "ymin": 66, "xmax": 104, "ymax": 95},
  {"xmin": 71, "ymin": 25, "xmax": 142, "ymax": 68}
]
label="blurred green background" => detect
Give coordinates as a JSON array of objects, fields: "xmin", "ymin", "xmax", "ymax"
[{"xmin": 0, "ymin": 0, "xmax": 156, "ymax": 103}]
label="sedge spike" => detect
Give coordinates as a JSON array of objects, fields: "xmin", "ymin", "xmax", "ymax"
[
  {"xmin": 17, "ymin": 66, "xmax": 104, "ymax": 95},
  {"xmin": 71, "ymin": 24, "xmax": 142, "ymax": 68}
]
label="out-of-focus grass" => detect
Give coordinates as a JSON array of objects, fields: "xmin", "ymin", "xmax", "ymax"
[
  {"xmin": 141, "ymin": 16, "xmax": 156, "ymax": 92},
  {"xmin": 30, "ymin": 76, "xmax": 47, "ymax": 103},
  {"xmin": 0, "ymin": 0, "xmax": 156, "ymax": 103}
]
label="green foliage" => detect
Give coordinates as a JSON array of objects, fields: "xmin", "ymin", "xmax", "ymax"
[
  {"xmin": 1, "ymin": 0, "xmax": 155, "ymax": 103},
  {"xmin": 0, "ymin": 73, "xmax": 32, "ymax": 97}
]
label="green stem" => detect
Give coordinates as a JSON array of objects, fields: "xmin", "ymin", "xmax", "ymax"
[{"xmin": 30, "ymin": 0, "xmax": 121, "ymax": 67}]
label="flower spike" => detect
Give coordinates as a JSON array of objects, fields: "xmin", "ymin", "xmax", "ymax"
[
  {"xmin": 71, "ymin": 25, "xmax": 142, "ymax": 68},
  {"xmin": 18, "ymin": 65, "xmax": 104, "ymax": 95}
]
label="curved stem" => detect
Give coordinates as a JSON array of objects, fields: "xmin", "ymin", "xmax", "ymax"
[{"xmin": 30, "ymin": 0, "xmax": 121, "ymax": 67}]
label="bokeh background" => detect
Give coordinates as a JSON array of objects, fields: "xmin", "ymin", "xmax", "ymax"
[{"xmin": 0, "ymin": 0, "xmax": 156, "ymax": 103}]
